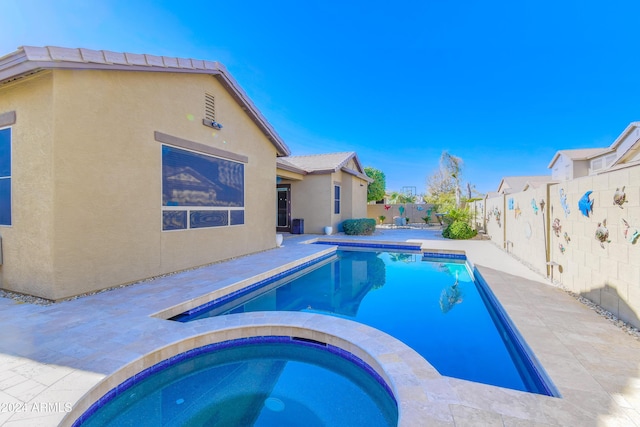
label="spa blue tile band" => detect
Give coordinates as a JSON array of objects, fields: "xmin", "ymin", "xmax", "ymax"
[{"xmin": 72, "ymin": 336, "xmax": 397, "ymax": 427}]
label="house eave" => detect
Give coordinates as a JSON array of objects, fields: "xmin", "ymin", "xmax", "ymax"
[
  {"xmin": 342, "ymin": 167, "xmax": 374, "ymax": 182},
  {"xmin": 276, "ymin": 162, "xmax": 307, "ymax": 175},
  {"xmin": 0, "ymin": 46, "xmax": 291, "ymax": 156}
]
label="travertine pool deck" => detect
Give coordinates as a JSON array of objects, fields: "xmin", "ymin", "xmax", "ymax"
[{"xmin": 0, "ymin": 228, "xmax": 639, "ymax": 426}]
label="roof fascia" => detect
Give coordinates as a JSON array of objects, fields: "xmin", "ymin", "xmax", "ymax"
[
  {"xmin": 307, "ymin": 169, "xmax": 336, "ymax": 175},
  {"xmin": 585, "ymin": 148, "xmax": 615, "ymax": 160},
  {"xmin": 342, "ymin": 166, "xmax": 374, "ymax": 182},
  {"xmin": 547, "ymin": 152, "xmax": 562, "ymax": 169},
  {"xmin": 0, "ymin": 46, "xmax": 291, "ymax": 156},
  {"xmin": 609, "ymin": 122, "xmax": 640, "ymax": 150},
  {"xmin": 276, "ymin": 162, "xmax": 307, "ymax": 175},
  {"xmin": 212, "ymin": 65, "xmax": 290, "ymax": 156}
]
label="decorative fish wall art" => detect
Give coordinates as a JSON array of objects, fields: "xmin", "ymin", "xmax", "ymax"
[
  {"xmin": 514, "ymin": 205, "xmax": 521, "ymax": 219},
  {"xmin": 531, "ymin": 198, "xmax": 539, "ymax": 214},
  {"xmin": 559, "ymin": 188, "xmax": 570, "ymax": 217},
  {"xmin": 578, "ymin": 191, "xmax": 594, "ymax": 217}
]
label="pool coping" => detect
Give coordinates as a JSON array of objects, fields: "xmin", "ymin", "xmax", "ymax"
[{"xmin": 151, "ymin": 246, "xmax": 337, "ymax": 320}]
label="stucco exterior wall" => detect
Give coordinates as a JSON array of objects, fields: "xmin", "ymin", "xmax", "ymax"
[
  {"xmin": 286, "ymin": 174, "xmax": 332, "ymax": 234},
  {"xmin": 0, "ymin": 72, "xmax": 56, "ymax": 296},
  {"xmin": 573, "ymin": 159, "xmax": 590, "ymax": 178},
  {"xmin": 1, "ymin": 69, "xmax": 278, "ymax": 299},
  {"xmin": 282, "ymin": 170, "xmax": 368, "ymax": 234},
  {"xmin": 551, "ymin": 155, "xmax": 564, "ymax": 181},
  {"xmin": 331, "ymin": 170, "xmax": 368, "ymax": 230},
  {"xmin": 349, "ymin": 175, "xmax": 369, "ymax": 219}
]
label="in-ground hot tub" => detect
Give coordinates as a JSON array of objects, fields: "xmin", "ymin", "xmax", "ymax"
[{"xmin": 73, "ymin": 336, "xmax": 398, "ymax": 427}]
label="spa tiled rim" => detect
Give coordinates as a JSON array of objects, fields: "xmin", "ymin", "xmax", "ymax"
[
  {"xmin": 60, "ymin": 313, "xmax": 436, "ymax": 427},
  {"xmin": 70, "ymin": 335, "xmax": 398, "ymax": 426}
]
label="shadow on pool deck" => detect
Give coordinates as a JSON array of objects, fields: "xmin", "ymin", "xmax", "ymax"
[{"xmin": 0, "ymin": 230, "xmax": 639, "ymax": 426}]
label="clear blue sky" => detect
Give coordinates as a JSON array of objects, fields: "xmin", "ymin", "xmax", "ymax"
[{"xmin": 2, "ymin": 0, "xmax": 639, "ymax": 195}]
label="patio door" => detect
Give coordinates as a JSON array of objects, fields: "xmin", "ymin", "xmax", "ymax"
[{"xmin": 276, "ymin": 184, "xmax": 291, "ymax": 232}]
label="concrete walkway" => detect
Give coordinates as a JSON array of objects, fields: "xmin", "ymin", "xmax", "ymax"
[{"xmin": 0, "ymin": 228, "xmax": 639, "ymax": 426}]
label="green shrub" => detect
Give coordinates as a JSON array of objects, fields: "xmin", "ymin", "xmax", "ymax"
[
  {"xmin": 443, "ymin": 207, "xmax": 472, "ymax": 226},
  {"xmin": 442, "ymin": 220, "xmax": 477, "ymax": 240},
  {"xmin": 342, "ymin": 218, "xmax": 376, "ymax": 235}
]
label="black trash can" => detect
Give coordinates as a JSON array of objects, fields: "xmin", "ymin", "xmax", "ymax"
[{"xmin": 292, "ymin": 218, "xmax": 304, "ymax": 234}]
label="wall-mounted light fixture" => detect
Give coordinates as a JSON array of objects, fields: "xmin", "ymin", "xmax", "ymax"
[{"xmin": 210, "ymin": 121, "xmax": 223, "ymax": 130}]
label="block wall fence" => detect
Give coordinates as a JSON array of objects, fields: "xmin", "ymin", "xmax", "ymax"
[
  {"xmin": 367, "ymin": 203, "xmax": 437, "ymax": 225},
  {"xmin": 471, "ymin": 164, "xmax": 640, "ymax": 329}
]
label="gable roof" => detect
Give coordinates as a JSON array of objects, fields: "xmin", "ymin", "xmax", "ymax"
[
  {"xmin": 547, "ymin": 121, "xmax": 640, "ymax": 169},
  {"xmin": 277, "ymin": 152, "xmax": 373, "ymax": 182},
  {"xmin": 610, "ymin": 121, "xmax": 640, "ymax": 165},
  {"xmin": 0, "ymin": 45, "xmax": 290, "ymax": 156},
  {"xmin": 497, "ymin": 175, "xmax": 551, "ymax": 194},
  {"xmin": 547, "ymin": 148, "xmax": 608, "ymax": 169}
]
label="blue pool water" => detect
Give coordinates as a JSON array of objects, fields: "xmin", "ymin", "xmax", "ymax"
[
  {"xmin": 173, "ymin": 249, "xmax": 556, "ymax": 395},
  {"xmin": 75, "ymin": 337, "xmax": 397, "ymax": 427}
]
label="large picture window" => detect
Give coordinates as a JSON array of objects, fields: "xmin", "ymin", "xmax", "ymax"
[
  {"xmin": 0, "ymin": 128, "xmax": 11, "ymax": 226},
  {"xmin": 162, "ymin": 144, "xmax": 244, "ymax": 230}
]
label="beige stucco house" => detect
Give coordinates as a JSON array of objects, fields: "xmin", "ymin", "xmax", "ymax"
[
  {"xmin": 276, "ymin": 152, "xmax": 372, "ymax": 234},
  {"xmin": 548, "ymin": 121, "xmax": 640, "ymax": 180},
  {"xmin": 0, "ymin": 46, "xmax": 373, "ymax": 301},
  {"xmin": 0, "ymin": 45, "xmax": 299, "ymax": 300}
]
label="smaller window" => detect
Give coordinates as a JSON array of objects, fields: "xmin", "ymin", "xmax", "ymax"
[
  {"xmin": 604, "ymin": 154, "xmax": 616, "ymax": 168},
  {"xmin": 591, "ymin": 158, "xmax": 603, "ymax": 172},
  {"xmin": 0, "ymin": 127, "xmax": 11, "ymax": 226},
  {"xmin": 334, "ymin": 185, "xmax": 341, "ymax": 214}
]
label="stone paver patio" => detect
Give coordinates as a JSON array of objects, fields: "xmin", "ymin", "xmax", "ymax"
[{"xmin": 0, "ymin": 228, "xmax": 639, "ymax": 426}]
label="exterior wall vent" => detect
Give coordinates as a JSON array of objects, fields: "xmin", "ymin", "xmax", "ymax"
[{"xmin": 205, "ymin": 93, "xmax": 216, "ymax": 122}]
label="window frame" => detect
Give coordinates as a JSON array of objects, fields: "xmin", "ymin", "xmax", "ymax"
[
  {"xmin": 0, "ymin": 126, "xmax": 11, "ymax": 227},
  {"xmin": 161, "ymin": 143, "xmax": 245, "ymax": 231},
  {"xmin": 334, "ymin": 184, "xmax": 341, "ymax": 214}
]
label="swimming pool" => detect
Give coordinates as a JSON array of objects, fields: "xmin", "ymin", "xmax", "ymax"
[
  {"xmin": 74, "ymin": 337, "xmax": 398, "ymax": 427},
  {"xmin": 172, "ymin": 248, "xmax": 557, "ymax": 396}
]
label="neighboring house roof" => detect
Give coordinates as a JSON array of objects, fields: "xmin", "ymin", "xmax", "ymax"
[
  {"xmin": 547, "ymin": 121, "xmax": 640, "ymax": 169},
  {"xmin": 0, "ymin": 45, "xmax": 290, "ymax": 156},
  {"xmin": 610, "ymin": 121, "xmax": 640, "ymax": 165},
  {"xmin": 279, "ymin": 152, "xmax": 373, "ymax": 182},
  {"xmin": 547, "ymin": 148, "xmax": 608, "ymax": 169},
  {"xmin": 497, "ymin": 175, "xmax": 551, "ymax": 194}
]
